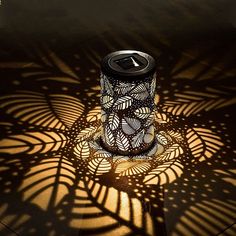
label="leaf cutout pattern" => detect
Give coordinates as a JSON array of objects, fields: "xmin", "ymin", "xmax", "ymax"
[
  {"xmin": 116, "ymin": 131, "xmax": 130, "ymax": 151},
  {"xmin": 114, "ymin": 96, "xmax": 133, "ymax": 110},
  {"xmin": 156, "ymin": 143, "xmax": 183, "ymax": 162},
  {"xmin": 88, "ymin": 158, "xmax": 111, "ymax": 175},
  {"xmin": 144, "ymin": 125, "xmax": 154, "ymax": 144},
  {"xmin": 114, "ymin": 82, "xmax": 135, "ymax": 94},
  {"xmin": 130, "ymin": 83, "xmax": 149, "ymax": 100},
  {"xmin": 89, "ymin": 140, "xmax": 103, "ymax": 151},
  {"xmin": 134, "ymin": 107, "xmax": 151, "ymax": 119},
  {"xmin": 150, "ymin": 77, "xmax": 156, "ymax": 97},
  {"xmin": 0, "ymin": 91, "xmax": 68, "ymax": 130},
  {"xmin": 156, "ymin": 133, "xmax": 168, "ymax": 145},
  {"xmin": 76, "ymin": 126, "xmax": 98, "ymax": 142},
  {"xmin": 0, "ymin": 131, "xmax": 67, "ymax": 155},
  {"xmin": 132, "ymin": 130, "xmax": 145, "ymax": 148},
  {"xmin": 143, "ymin": 160, "xmax": 184, "ymax": 185},
  {"xmin": 101, "ymin": 109, "xmax": 107, "ymax": 122},
  {"xmin": 122, "ymin": 117, "xmax": 141, "ymax": 135},
  {"xmin": 108, "ymin": 113, "xmax": 119, "ymax": 130},
  {"xmin": 104, "ymin": 125, "xmax": 115, "ymax": 146},
  {"xmin": 186, "ymin": 127, "xmax": 224, "ymax": 162},
  {"xmin": 115, "ymin": 161, "xmax": 151, "ymax": 176},
  {"xmin": 103, "ymin": 77, "xmax": 114, "ymax": 96},
  {"xmin": 73, "ymin": 141, "xmax": 90, "ymax": 160},
  {"xmin": 101, "ymin": 95, "xmax": 114, "ymax": 109},
  {"xmin": 154, "ymin": 112, "xmax": 170, "ymax": 123},
  {"xmin": 18, "ymin": 156, "xmax": 75, "ymax": 210},
  {"xmin": 86, "ymin": 106, "xmax": 101, "ymax": 122},
  {"xmin": 144, "ymin": 113, "xmax": 154, "ymax": 127}
]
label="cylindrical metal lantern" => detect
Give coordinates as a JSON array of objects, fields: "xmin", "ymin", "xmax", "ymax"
[{"xmin": 100, "ymin": 50, "xmax": 156, "ymax": 155}]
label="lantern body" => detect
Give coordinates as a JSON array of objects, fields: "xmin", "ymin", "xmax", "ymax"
[{"xmin": 100, "ymin": 50, "xmax": 156, "ymax": 155}]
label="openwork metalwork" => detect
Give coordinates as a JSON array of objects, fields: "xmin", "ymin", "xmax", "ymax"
[{"xmin": 100, "ymin": 72, "xmax": 156, "ymax": 155}]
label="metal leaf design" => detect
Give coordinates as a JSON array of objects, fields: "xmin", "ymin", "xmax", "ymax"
[
  {"xmin": 114, "ymin": 96, "xmax": 133, "ymax": 110},
  {"xmin": 143, "ymin": 160, "xmax": 184, "ymax": 185},
  {"xmin": 88, "ymin": 158, "xmax": 111, "ymax": 175},
  {"xmin": 144, "ymin": 125, "xmax": 154, "ymax": 144},
  {"xmin": 134, "ymin": 107, "xmax": 151, "ymax": 119},
  {"xmin": 104, "ymin": 125, "xmax": 115, "ymax": 146},
  {"xmin": 132, "ymin": 130, "xmax": 145, "ymax": 148},
  {"xmin": 122, "ymin": 117, "xmax": 141, "ymax": 135},
  {"xmin": 73, "ymin": 141, "xmax": 90, "ymax": 160},
  {"xmin": 101, "ymin": 95, "xmax": 114, "ymax": 109},
  {"xmin": 101, "ymin": 109, "xmax": 107, "ymax": 122},
  {"xmin": 115, "ymin": 161, "xmax": 151, "ymax": 176},
  {"xmin": 150, "ymin": 77, "xmax": 156, "ymax": 97},
  {"xmin": 103, "ymin": 77, "xmax": 114, "ymax": 96},
  {"xmin": 144, "ymin": 113, "xmax": 154, "ymax": 127},
  {"xmin": 0, "ymin": 131, "xmax": 67, "ymax": 155},
  {"xmin": 114, "ymin": 82, "xmax": 135, "ymax": 94},
  {"xmin": 108, "ymin": 113, "xmax": 119, "ymax": 130},
  {"xmin": 186, "ymin": 128, "xmax": 224, "ymax": 162},
  {"xmin": 116, "ymin": 131, "xmax": 130, "ymax": 151},
  {"xmin": 130, "ymin": 83, "xmax": 149, "ymax": 100}
]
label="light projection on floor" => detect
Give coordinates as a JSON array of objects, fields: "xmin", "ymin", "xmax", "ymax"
[{"xmin": 0, "ymin": 41, "xmax": 235, "ymax": 236}]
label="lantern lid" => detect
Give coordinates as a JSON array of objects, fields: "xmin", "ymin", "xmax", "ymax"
[{"xmin": 101, "ymin": 50, "xmax": 156, "ymax": 80}]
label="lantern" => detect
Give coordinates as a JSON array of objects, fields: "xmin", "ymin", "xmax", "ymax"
[{"xmin": 100, "ymin": 50, "xmax": 156, "ymax": 155}]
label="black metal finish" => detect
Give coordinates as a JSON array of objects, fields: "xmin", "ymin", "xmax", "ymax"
[{"xmin": 101, "ymin": 50, "xmax": 156, "ymax": 80}]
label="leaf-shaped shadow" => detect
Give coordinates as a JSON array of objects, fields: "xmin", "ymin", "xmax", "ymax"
[
  {"xmin": 163, "ymin": 90, "xmax": 236, "ymax": 117},
  {"xmin": 155, "ymin": 143, "xmax": 183, "ymax": 162},
  {"xmin": 75, "ymin": 126, "xmax": 98, "ymax": 142},
  {"xmin": 86, "ymin": 106, "xmax": 101, "ymax": 123},
  {"xmin": 213, "ymin": 169, "xmax": 236, "ymax": 186},
  {"xmin": 172, "ymin": 199, "xmax": 236, "ymax": 236},
  {"xmin": 143, "ymin": 160, "xmax": 184, "ymax": 185},
  {"xmin": 154, "ymin": 113, "xmax": 170, "ymax": 124},
  {"xmin": 186, "ymin": 128, "xmax": 224, "ymax": 162},
  {"xmin": 0, "ymin": 91, "xmax": 84, "ymax": 130},
  {"xmin": 0, "ymin": 203, "xmax": 31, "ymax": 235},
  {"xmin": 115, "ymin": 160, "xmax": 151, "ymax": 176},
  {"xmin": 0, "ymin": 131, "xmax": 67, "ymax": 155},
  {"xmin": 88, "ymin": 158, "xmax": 112, "ymax": 175},
  {"xmin": 74, "ymin": 141, "xmax": 90, "ymax": 160},
  {"xmin": 18, "ymin": 155, "xmax": 76, "ymax": 211},
  {"xmin": 69, "ymin": 177, "xmax": 155, "ymax": 235}
]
